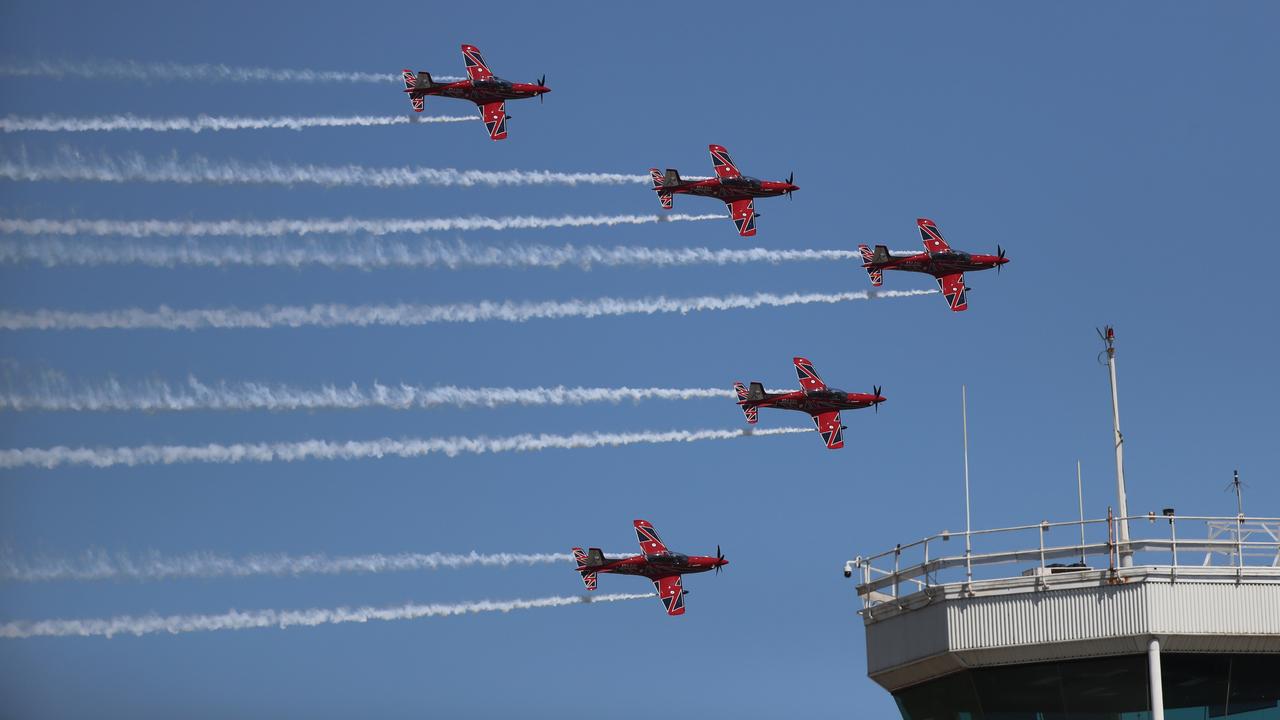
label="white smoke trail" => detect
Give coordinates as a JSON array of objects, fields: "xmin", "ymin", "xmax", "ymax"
[
  {"xmin": 0, "ymin": 289, "xmax": 936, "ymax": 331},
  {"xmin": 0, "ymin": 238, "xmax": 860, "ymax": 270},
  {"xmin": 1, "ymin": 549, "xmax": 637, "ymax": 582},
  {"xmin": 0, "ymin": 593, "xmax": 652, "ymax": 639},
  {"xmin": 0, "ymin": 377, "xmax": 734, "ymax": 412},
  {"xmin": 0, "ymin": 60, "xmax": 462, "ymax": 84},
  {"xmin": 0, "ymin": 150, "xmax": 649, "ymax": 188},
  {"xmin": 0, "ymin": 114, "xmax": 475, "ymax": 134},
  {"xmin": 0, "ymin": 213, "xmax": 725, "ymax": 238},
  {"xmin": 0, "ymin": 427, "xmax": 811, "ymax": 470}
]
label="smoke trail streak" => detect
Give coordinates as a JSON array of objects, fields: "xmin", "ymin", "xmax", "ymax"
[
  {"xmin": 0, "ymin": 378, "xmax": 734, "ymax": 412},
  {"xmin": 0, "ymin": 427, "xmax": 812, "ymax": 470},
  {"xmin": 0, "ymin": 114, "xmax": 475, "ymax": 134},
  {"xmin": 0, "ymin": 593, "xmax": 652, "ymax": 639},
  {"xmin": 0, "ymin": 150, "xmax": 650, "ymax": 188},
  {"xmin": 0, "ymin": 238, "xmax": 866, "ymax": 270},
  {"xmin": 0, "ymin": 60, "xmax": 461, "ymax": 84},
  {"xmin": 0, "ymin": 289, "xmax": 936, "ymax": 331},
  {"xmin": 0, "ymin": 213, "xmax": 725, "ymax": 238},
  {"xmin": 1, "ymin": 549, "xmax": 639, "ymax": 582}
]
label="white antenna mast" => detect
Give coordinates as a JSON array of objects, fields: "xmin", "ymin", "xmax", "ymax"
[
  {"xmin": 962, "ymin": 385, "xmax": 972, "ymax": 585},
  {"xmin": 1098, "ymin": 325, "xmax": 1132, "ymax": 567},
  {"xmin": 1077, "ymin": 460, "xmax": 1086, "ymax": 564}
]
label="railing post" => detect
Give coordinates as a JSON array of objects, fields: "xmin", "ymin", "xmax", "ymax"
[
  {"xmin": 1237, "ymin": 514, "xmax": 1245, "ymax": 580},
  {"xmin": 923, "ymin": 538, "xmax": 931, "ymax": 587},
  {"xmin": 1039, "ymin": 521, "xmax": 1048, "ymax": 572},
  {"xmin": 1169, "ymin": 515, "xmax": 1178, "ymax": 580},
  {"xmin": 893, "ymin": 544, "xmax": 902, "ymax": 600}
]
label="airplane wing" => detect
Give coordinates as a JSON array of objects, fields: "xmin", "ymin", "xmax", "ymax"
[
  {"xmin": 652, "ymin": 575, "xmax": 686, "ymax": 616},
  {"xmin": 461, "ymin": 44, "xmax": 494, "ymax": 80},
  {"xmin": 919, "ymin": 218, "xmax": 952, "ymax": 253},
  {"xmin": 726, "ymin": 199, "xmax": 756, "ymax": 237},
  {"xmin": 937, "ymin": 273, "xmax": 968, "ymax": 312},
  {"xmin": 634, "ymin": 519, "xmax": 668, "ymax": 555},
  {"xmin": 709, "ymin": 144, "xmax": 742, "ymax": 179},
  {"xmin": 793, "ymin": 357, "xmax": 828, "ymax": 391},
  {"xmin": 810, "ymin": 410, "xmax": 845, "ymax": 449},
  {"xmin": 479, "ymin": 101, "xmax": 507, "ymax": 140}
]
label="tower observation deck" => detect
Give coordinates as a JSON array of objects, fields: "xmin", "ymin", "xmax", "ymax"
[{"xmin": 845, "ymin": 513, "xmax": 1280, "ymax": 718}]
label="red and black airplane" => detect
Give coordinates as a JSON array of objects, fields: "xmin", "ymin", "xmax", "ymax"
[
  {"xmin": 649, "ymin": 144, "xmax": 798, "ymax": 236},
  {"xmin": 572, "ymin": 520, "xmax": 727, "ymax": 616},
  {"xmin": 403, "ymin": 44, "xmax": 550, "ymax": 141},
  {"xmin": 859, "ymin": 218, "xmax": 1008, "ymax": 312},
  {"xmin": 734, "ymin": 357, "xmax": 885, "ymax": 450}
]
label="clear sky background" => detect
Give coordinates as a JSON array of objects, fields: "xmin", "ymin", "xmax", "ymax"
[{"xmin": 1, "ymin": 1, "xmax": 1278, "ymax": 717}]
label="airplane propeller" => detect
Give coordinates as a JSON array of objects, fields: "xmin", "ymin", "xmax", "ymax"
[
  {"xmin": 538, "ymin": 74, "xmax": 546, "ymax": 103},
  {"xmin": 872, "ymin": 385, "xmax": 884, "ymax": 413},
  {"xmin": 786, "ymin": 171, "xmax": 795, "ymax": 200},
  {"xmin": 715, "ymin": 544, "xmax": 726, "ymax": 575},
  {"xmin": 996, "ymin": 245, "xmax": 1006, "ymax": 274}
]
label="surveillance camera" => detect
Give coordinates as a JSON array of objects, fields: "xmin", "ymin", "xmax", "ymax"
[{"xmin": 843, "ymin": 568, "xmax": 853, "ymax": 578}]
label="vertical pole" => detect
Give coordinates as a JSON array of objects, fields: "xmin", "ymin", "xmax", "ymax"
[
  {"xmin": 1148, "ymin": 637, "xmax": 1165, "ymax": 720},
  {"xmin": 1077, "ymin": 460, "xmax": 1086, "ymax": 564},
  {"xmin": 1101, "ymin": 326, "xmax": 1132, "ymax": 566},
  {"xmin": 962, "ymin": 385, "xmax": 972, "ymax": 586}
]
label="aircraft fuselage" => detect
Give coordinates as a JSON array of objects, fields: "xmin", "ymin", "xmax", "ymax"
[{"xmin": 872, "ymin": 251, "xmax": 1007, "ymax": 278}]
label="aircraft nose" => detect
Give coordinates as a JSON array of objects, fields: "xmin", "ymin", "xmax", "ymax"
[{"xmin": 719, "ymin": 558, "xmax": 729, "ymax": 566}]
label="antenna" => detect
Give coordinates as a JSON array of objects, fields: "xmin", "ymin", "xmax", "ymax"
[
  {"xmin": 962, "ymin": 385, "xmax": 972, "ymax": 586},
  {"xmin": 1097, "ymin": 325, "xmax": 1132, "ymax": 567},
  {"xmin": 1077, "ymin": 460, "xmax": 1086, "ymax": 564},
  {"xmin": 1225, "ymin": 469, "xmax": 1246, "ymax": 517}
]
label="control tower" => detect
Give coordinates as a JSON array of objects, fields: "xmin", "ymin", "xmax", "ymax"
[
  {"xmin": 844, "ymin": 329, "xmax": 1280, "ymax": 717},
  {"xmin": 846, "ymin": 513, "xmax": 1280, "ymax": 717}
]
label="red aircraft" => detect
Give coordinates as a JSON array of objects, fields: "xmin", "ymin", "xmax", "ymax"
[
  {"xmin": 572, "ymin": 519, "xmax": 727, "ymax": 616},
  {"xmin": 402, "ymin": 44, "xmax": 550, "ymax": 141},
  {"xmin": 734, "ymin": 357, "xmax": 885, "ymax": 450},
  {"xmin": 858, "ymin": 218, "xmax": 1008, "ymax": 312},
  {"xmin": 649, "ymin": 144, "xmax": 798, "ymax": 236}
]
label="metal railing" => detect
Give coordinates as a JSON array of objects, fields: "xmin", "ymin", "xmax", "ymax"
[{"xmin": 846, "ymin": 513, "xmax": 1280, "ymax": 610}]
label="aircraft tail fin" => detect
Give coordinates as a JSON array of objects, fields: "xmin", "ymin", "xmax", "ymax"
[
  {"xmin": 858, "ymin": 244, "xmax": 884, "ymax": 287},
  {"xmin": 402, "ymin": 69, "xmax": 425, "ymax": 112},
  {"xmin": 733, "ymin": 382, "xmax": 759, "ymax": 424},
  {"xmin": 650, "ymin": 168, "xmax": 673, "ymax": 209},
  {"xmin": 572, "ymin": 547, "xmax": 597, "ymax": 591},
  {"xmin": 663, "ymin": 168, "xmax": 683, "ymax": 187}
]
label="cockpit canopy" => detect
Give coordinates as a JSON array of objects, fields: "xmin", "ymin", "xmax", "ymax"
[
  {"xmin": 722, "ymin": 175, "xmax": 762, "ymax": 188},
  {"xmin": 475, "ymin": 76, "xmax": 514, "ymax": 88},
  {"xmin": 647, "ymin": 552, "xmax": 689, "ymax": 565},
  {"xmin": 930, "ymin": 250, "xmax": 971, "ymax": 261}
]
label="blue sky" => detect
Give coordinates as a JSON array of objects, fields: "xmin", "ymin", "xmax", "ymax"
[{"xmin": 1, "ymin": 1, "xmax": 1278, "ymax": 717}]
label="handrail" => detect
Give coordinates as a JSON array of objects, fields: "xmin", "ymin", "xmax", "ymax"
[{"xmin": 848, "ymin": 515, "xmax": 1280, "ymax": 609}]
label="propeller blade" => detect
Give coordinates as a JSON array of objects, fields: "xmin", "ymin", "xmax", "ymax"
[
  {"xmin": 997, "ymin": 244, "xmax": 1004, "ymax": 274},
  {"xmin": 538, "ymin": 75, "xmax": 546, "ymax": 103},
  {"xmin": 873, "ymin": 385, "xmax": 883, "ymax": 413}
]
